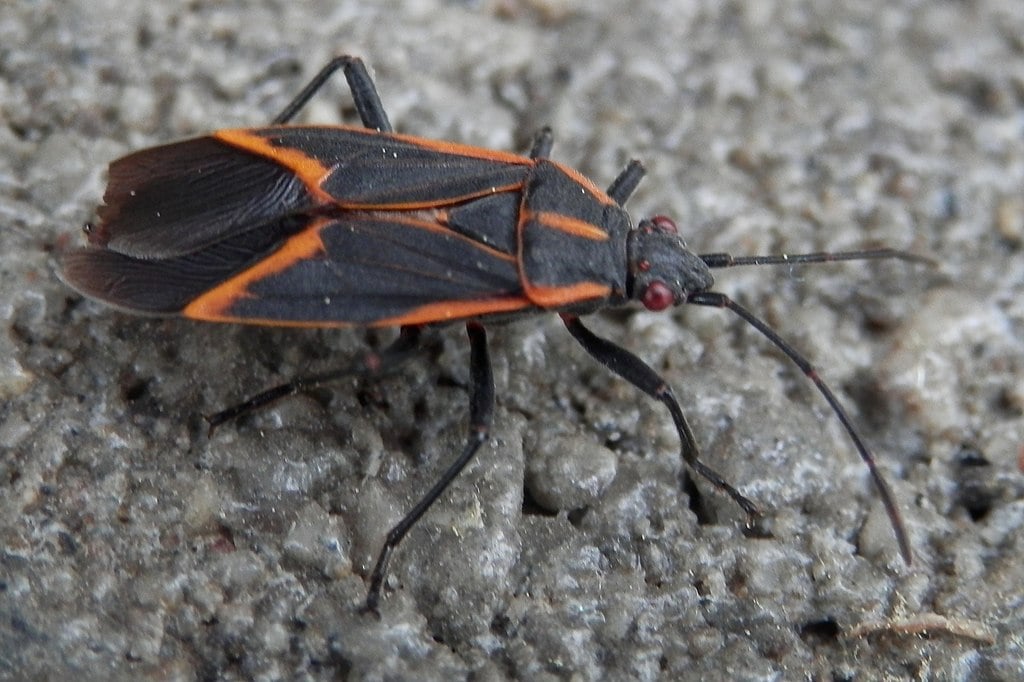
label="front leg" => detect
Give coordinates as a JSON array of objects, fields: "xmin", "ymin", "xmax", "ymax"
[{"xmin": 560, "ymin": 313, "xmax": 759, "ymax": 517}]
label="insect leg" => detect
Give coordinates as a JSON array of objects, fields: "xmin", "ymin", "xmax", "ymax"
[
  {"xmin": 606, "ymin": 160, "xmax": 646, "ymax": 205},
  {"xmin": 206, "ymin": 326, "xmax": 423, "ymax": 434},
  {"xmin": 560, "ymin": 313, "xmax": 759, "ymax": 516},
  {"xmin": 686, "ymin": 291, "xmax": 912, "ymax": 563},
  {"xmin": 529, "ymin": 127, "xmax": 554, "ymax": 159},
  {"xmin": 272, "ymin": 55, "xmax": 393, "ymax": 132},
  {"xmin": 364, "ymin": 322, "xmax": 494, "ymax": 614}
]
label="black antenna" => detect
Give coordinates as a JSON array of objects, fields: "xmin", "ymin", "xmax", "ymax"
[{"xmin": 701, "ymin": 247, "xmax": 935, "ymax": 269}]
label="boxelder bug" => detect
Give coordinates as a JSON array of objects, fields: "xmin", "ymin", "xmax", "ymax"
[{"xmin": 63, "ymin": 56, "xmax": 928, "ymax": 613}]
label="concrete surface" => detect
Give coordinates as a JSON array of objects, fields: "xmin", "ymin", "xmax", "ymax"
[{"xmin": 2, "ymin": 1, "xmax": 1022, "ymax": 679}]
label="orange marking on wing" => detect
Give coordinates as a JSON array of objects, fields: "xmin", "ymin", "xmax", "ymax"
[
  {"xmin": 344, "ymin": 183, "xmax": 524, "ymax": 212},
  {"xmin": 220, "ymin": 126, "xmax": 533, "ymax": 210},
  {"xmin": 185, "ymin": 295, "xmax": 532, "ymax": 329},
  {"xmin": 262, "ymin": 124, "xmax": 535, "ymax": 165},
  {"xmin": 370, "ymin": 129, "xmax": 535, "ymax": 165},
  {"xmin": 214, "ymin": 129, "xmax": 335, "ymax": 203},
  {"xmin": 370, "ymin": 296, "xmax": 533, "ymax": 327},
  {"xmin": 182, "ymin": 220, "xmax": 329, "ymax": 321},
  {"xmin": 381, "ymin": 211, "xmax": 517, "ymax": 263}
]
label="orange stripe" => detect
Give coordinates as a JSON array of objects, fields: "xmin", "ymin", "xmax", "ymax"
[
  {"xmin": 382, "ymin": 130, "xmax": 535, "ymax": 165},
  {"xmin": 530, "ymin": 210, "xmax": 609, "ymax": 241},
  {"xmin": 370, "ymin": 297, "xmax": 533, "ymax": 327},
  {"xmin": 515, "ymin": 203, "xmax": 610, "ymax": 307},
  {"xmin": 384, "ymin": 212, "xmax": 517, "ymax": 262},
  {"xmin": 261, "ymin": 125, "xmax": 534, "ymax": 166},
  {"xmin": 345, "ymin": 183, "xmax": 524, "ymax": 211},
  {"xmin": 523, "ymin": 281, "xmax": 611, "ymax": 308},
  {"xmin": 182, "ymin": 220, "xmax": 329, "ymax": 321},
  {"xmin": 218, "ymin": 125, "xmax": 534, "ymax": 186},
  {"xmin": 218, "ymin": 126, "xmax": 535, "ymax": 210},
  {"xmin": 185, "ymin": 295, "xmax": 532, "ymax": 329},
  {"xmin": 549, "ymin": 161, "xmax": 615, "ymax": 206},
  {"xmin": 214, "ymin": 129, "xmax": 335, "ymax": 203}
]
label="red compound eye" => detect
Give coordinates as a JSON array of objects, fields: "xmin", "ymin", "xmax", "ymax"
[
  {"xmin": 641, "ymin": 281, "xmax": 674, "ymax": 311},
  {"xmin": 650, "ymin": 215, "xmax": 678, "ymax": 233}
]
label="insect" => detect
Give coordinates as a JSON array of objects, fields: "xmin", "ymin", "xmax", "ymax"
[{"xmin": 63, "ymin": 56, "xmax": 925, "ymax": 613}]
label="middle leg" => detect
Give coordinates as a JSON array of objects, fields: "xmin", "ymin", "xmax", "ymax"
[{"xmin": 363, "ymin": 321, "xmax": 495, "ymax": 614}]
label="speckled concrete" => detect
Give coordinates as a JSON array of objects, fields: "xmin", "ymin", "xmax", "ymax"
[{"xmin": 2, "ymin": 1, "xmax": 1022, "ymax": 679}]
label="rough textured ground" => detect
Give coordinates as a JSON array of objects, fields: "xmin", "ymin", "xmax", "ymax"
[{"xmin": 2, "ymin": 1, "xmax": 1022, "ymax": 680}]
